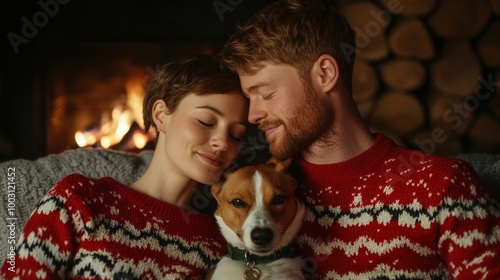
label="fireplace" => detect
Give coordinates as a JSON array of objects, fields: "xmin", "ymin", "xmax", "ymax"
[
  {"xmin": 42, "ymin": 42, "xmax": 216, "ymax": 154},
  {"xmin": 0, "ymin": 0, "xmax": 273, "ymax": 161}
]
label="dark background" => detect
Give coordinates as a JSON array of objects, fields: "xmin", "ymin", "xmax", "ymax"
[{"xmin": 0, "ymin": 0, "xmax": 274, "ymax": 162}]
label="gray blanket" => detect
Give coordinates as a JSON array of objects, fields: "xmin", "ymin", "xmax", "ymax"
[
  {"xmin": 0, "ymin": 148, "xmax": 499, "ymax": 258},
  {"xmin": 456, "ymin": 153, "xmax": 500, "ymax": 199}
]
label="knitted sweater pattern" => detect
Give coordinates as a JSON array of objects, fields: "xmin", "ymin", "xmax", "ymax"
[
  {"xmin": 1, "ymin": 174, "xmax": 226, "ymax": 280},
  {"xmin": 296, "ymin": 134, "xmax": 500, "ymax": 280}
]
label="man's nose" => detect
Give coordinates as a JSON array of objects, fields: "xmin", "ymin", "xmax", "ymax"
[{"xmin": 248, "ymin": 99, "xmax": 266, "ymax": 124}]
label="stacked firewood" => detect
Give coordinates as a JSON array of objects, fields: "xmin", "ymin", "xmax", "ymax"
[{"xmin": 338, "ymin": 0, "xmax": 500, "ymax": 155}]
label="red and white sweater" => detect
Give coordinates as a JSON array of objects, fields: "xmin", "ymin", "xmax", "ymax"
[
  {"xmin": 1, "ymin": 174, "xmax": 226, "ymax": 279},
  {"xmin": 295, "ymin": 134, "xmax": 500, "ymax": 279}
]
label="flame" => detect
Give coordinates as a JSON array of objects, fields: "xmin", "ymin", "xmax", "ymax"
[
  {"xmin": 74, "ymin": 131, "xmax": 97, "ymax": 147},
  {"xmin": 132, "ymin": 131, "xmax": 149, "ymax": 149},
  {"xmin": 74, "ymin": 73, "xmax": 152, "ymax": 150},
  {"xmin": 126, "ymin": 76, "xmax": 145, "ymax": 129}
]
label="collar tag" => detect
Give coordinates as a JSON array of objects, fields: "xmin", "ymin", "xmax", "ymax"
[{"xmin": 244, "ymin": 251, "xmax": 261, "ymax": 280}]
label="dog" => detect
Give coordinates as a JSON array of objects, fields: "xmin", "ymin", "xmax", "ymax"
[{"xmin": 207, "ymin": 157, "xmax": 305, "ymax": 280}]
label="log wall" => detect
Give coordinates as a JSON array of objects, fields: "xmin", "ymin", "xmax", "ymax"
[{"xmin": 338, "ymin": 0, "xmax": 500, "ymax": 155}]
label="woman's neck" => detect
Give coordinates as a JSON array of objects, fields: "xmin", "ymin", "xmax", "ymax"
[{"xmin": 130, "ymin": 151, "xmax": 199, "ymax": 209}]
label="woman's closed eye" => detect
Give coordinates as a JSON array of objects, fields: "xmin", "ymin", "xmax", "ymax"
[
  {"xmin": 231, "ymin": 125, "xmax": 247, "ymax": 143},
  {"xmin": 229, "ymin": 134, "xmax": 242, "ymax": 142},
  {"xmin": 197, "ymin": 119, "xmax": 214, "ymax": 127},
  {"xmin": 198, "ymin": 119, "xmax": 245, "ymax": 142}
]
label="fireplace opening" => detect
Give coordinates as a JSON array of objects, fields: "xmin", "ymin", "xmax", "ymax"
[
  {"xmin": 41, "ymin": 42, "xmax": 217, "ymax": 155},
  {"xmin": 0, "ymin": 0, "xmax": 276, "ymax": 161}
]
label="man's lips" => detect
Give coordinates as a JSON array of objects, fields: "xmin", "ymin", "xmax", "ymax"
[
  {"xmin": 260, "ymin": 124, "xmax": 280, "ymax": 138},
  {"xmin": 196, "ymin": 152, "xmax": 224, "ymax": 167}
]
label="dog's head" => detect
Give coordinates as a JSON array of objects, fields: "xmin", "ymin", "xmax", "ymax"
[{"xmin": 211, "ymin": 157, "xmax": 304, "ymax": 256}]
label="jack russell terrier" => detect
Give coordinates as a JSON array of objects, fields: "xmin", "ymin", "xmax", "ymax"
[{"xmin": 207, "ymin": 158, "xmax": 305, "ymax": 280}]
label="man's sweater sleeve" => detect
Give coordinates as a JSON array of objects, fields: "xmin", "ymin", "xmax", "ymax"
[{"xmin": 436, "ymin": 161, "xmax": 500, "ymax": 279}]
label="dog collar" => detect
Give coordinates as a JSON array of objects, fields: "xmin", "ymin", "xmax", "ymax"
[{"xmin": 227, "ymin": 244, "xmax": 297, "ymax": 264}]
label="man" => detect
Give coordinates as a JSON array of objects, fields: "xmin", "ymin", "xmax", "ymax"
[{"xmin": 221, "ymin": 0, "xmax": 500, "ymax": 279}]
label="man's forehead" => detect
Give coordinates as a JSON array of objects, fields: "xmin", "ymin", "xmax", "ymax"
[
  {"xmin": 239, "ymin": 63, "xmax": 275, "ymax": 86},
  {"xmin": 239, "ymin": 63, "xmax": 296, "ymax": 91}
]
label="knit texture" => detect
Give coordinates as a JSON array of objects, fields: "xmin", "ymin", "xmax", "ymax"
[
  {"xmin": 456, "ymin": 153, "xmax": 500, "ymax": 199},
  {"xmin": 0, "ymin": 148, "xmax": 153, "ymax": 258},
  {"xmin": 294, "ymin": 134, "xmax": 500, "ymax": 279},
  {"xmin": 1, "ymin": 173, "xmax": 226, "ymax": 279}
]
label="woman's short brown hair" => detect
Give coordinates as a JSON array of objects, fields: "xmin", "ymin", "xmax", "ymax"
[
  {"xmin": 143, "ymin": 54, "xmax": 242, "ymax": 133},
  {"xmin": 221, "ymin": 0, "xmax": 355, "ymax": 92}
]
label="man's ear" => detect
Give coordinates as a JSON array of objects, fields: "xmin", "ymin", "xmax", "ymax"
[
  {"xmin": 312, "ymin": 54, "xmax": 339, "ymax": 93},
  {"xmin": 152, "ymin": 100, "xmax": 169, "ymax": 132}
]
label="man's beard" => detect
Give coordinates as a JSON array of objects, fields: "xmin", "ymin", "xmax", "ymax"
[{"xmin": 261, "ymin": 81, "xmax": 334, "ymax": 160}]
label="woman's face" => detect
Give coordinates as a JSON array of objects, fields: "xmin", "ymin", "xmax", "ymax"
[{"xmin": 162, "ymin": 91, "xmax": 248, "ymax": 184}]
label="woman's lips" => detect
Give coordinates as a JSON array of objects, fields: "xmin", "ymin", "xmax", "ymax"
[{"xmin": 197, "ymin": 152, "xmax": 224, "ymax": 168}]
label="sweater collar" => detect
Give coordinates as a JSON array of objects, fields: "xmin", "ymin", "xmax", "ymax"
[
  {"xmin": 102, "ymin": 177, "xmax": 217, "ymax": 226},
  {"xmin": 295, "ymin": 133, "xmax": 396, "ymax": 183},
  {"xmin": 227, "ymin": 244, "xmax": 297, "ymax": 264}
]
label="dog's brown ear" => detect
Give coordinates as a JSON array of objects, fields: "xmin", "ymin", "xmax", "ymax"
[
  {"xmin": 218, "ymin": 171, "xmax": 229, "ymax": 185},
  {"xmin": 210, "ymin": 182, "xmax": 222, "ymax": 203},
  {"xmin": 267, "ymin": 157, "xmax": 293, "ymax": 172},
  {"xmin": 210, "ymin": 171, "xmax": 228, "ymax": 200}
]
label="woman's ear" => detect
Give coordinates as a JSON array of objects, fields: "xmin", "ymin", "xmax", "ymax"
[
  {"xmin": 312, "ymin": 54, "xmax": 339, "ymax": 93},
  {"xmin": 152, "ymin": 100, "xmax": 169, "ymax": 133}
]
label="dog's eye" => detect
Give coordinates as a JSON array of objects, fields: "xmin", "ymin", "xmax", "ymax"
[
  {"xmin": 231, "ymin": 199, "xmax": 246, "ymax": 208},
  {"xmin": 272, "ymin": 195, "xmax": 286, "ymax": 206}
]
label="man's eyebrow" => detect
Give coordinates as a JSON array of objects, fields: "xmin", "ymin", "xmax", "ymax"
[{"xmin": 245, "ymin": 82, "xmax": 272, "ymax": 93}]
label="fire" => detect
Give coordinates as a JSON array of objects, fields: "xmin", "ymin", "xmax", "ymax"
[
  {"xmin": 74, "ymin": 75, "xmax": 154, "ymax": 150},
  {"xmin": 132, "ymin": 131, "xmax": 149, "ymax": 149}
]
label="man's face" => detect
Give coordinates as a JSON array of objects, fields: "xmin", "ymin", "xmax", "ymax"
[{"xmin": 239, "ymin": 63, "xmax": 333, "ymax": 160}]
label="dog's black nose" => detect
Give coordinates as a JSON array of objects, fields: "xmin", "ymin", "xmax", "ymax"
[{"xmin": 251, "ymin": 227, "xmax": 273, "ymax": 246}]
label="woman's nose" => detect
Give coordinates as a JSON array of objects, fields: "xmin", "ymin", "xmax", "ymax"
[{"xmin": 210, "ymin": 131, "xmax": 229, "ymax": 152}]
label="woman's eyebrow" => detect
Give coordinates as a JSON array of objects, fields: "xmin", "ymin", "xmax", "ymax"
[
  {"xmin": 196, "ymin": 105, "xmax": 224, "ymax": 116},
  {"xmin": 195, "ymin": 105, "xmax": 247, "ymax": 125}
]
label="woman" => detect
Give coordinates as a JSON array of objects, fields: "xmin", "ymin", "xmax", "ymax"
[{"xmin": 1, "ymin": 54, "xmax": 249, "ymax": 279}]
